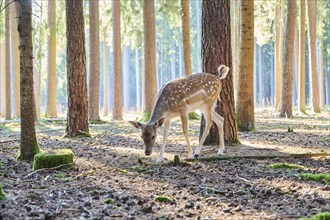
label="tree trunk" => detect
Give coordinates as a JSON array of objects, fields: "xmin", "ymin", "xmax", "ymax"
[
  {"xmin": 45, "ymin": 0, "xmax": 57, "ymax": 118},
  {"xmin": 275, "ymin": 0, "xmax": 284, "ymax": 110},
  {"xmin": 237, "ymin": 0, "xmax": 254, "ymax": 131},
  {"xmin": 103, "ymin": 37, "xmax": 109, "ymax": 116},
  {"xmin": 112, "ymin": 0, "xmax": 122, "ymax": 119},
  {"xmin": 258, "ymin": 45, "xmax": 263, "ymax": 106},
  {"xmin": 319, "ymin": 36, "xmax": 324, "ymax": 108},
  {"xmin": 181, "ymin": 0, "xmax": 192, "ymax": 75},
  {"xmin": 200, "ymin": 0, "xmax": 239, "ymax": 144},
  {"xmin": 143, "ymin": 0, "xmax": 157, "ymax": 115},
  {"xmin": 123, "ymin": 46, "xmax": 129, "ymax": 111},
  {"xmin": 11, "ymin": 2, "xmax": 20, "ymax": 118},
  {"xmin": 135, "ymin": 47, "xmax": 140, "ymax": 111},
  {"xmin": 233, "ymin": 0, "xmax": 239, "ymax": 100},
  {"xmin": 88, "ymin": 0, "xmax": 100, "ymax": 121},
  {"xmin": 171, "ymin": 49, "xmax": 176, "ymax": 80},
  {"xmin": 65, "ymin": 0, "xmax": 89, "ymax": 137},
  {"xmin": 17, "ymin": 0, "xmax": 40, "ymax": 161},
  {"xmin": 5, "ymin": 0, "xmax": 11, "ymax": 120},
  {"xmin": 196, "ymin": 0, "xmax": 201, "ymax": 71},
  {"xmin": 306, "ymin": 0, "xmax": 320, "ymax": 113},
  {"xmin": 0, "ymin": 43, "xmax": 5, "ymax": 115},
  {"xmin": 298, "ymin": 0, "xmax": 306, "ymax": 112},
  {"xmin": 280, "ymin": 0, "xmax": 296, "ymax": 118}
]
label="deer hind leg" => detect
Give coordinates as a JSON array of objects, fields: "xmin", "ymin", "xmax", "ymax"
[
  {"xmin": 180, "ymin": 113, "xmax": 193, "ymax": 158},
  {"xmin": 193, "ymin": 107, "xmax": 212, "ymax": 157},
  {"xmin": 156, "ymin": 119, "xmax": 171, "ymax": 163},
  {"xmin": 211, "ymin": 109, "xmax": 225, "ymax": 156}
]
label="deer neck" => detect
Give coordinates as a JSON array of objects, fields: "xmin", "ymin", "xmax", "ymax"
[{"xmin": 148, "ymin": 97, "xmax": 168, "ymax": 124}]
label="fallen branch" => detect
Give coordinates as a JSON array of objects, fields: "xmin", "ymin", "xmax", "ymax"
[
  {"xmin": 185, "ymin": 153, "xmax": 330, "ymax": 162},
  {"xmin": 23, "ymin": 163, "xmax": 74, "ymax": 179}
]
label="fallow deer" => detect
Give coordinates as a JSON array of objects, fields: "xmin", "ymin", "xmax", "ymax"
[{"xmin": 129, "ymin": 65, "xmax": 229, "ymax": 162}]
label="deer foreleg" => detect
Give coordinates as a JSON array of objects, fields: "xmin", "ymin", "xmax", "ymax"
[
  {"xmin": 194, "ymin": 109, "xmax": 212, "ymax": 157},
  {"xmin": 156, "ymin": 119, "xmax": 171, "ymax": 162},
  {"xmin": 180, "ymin": 114, "xmax": 192, "ymax": 158},
  {"xmin": 211, "ymin": 109, "xmax": 225, "ymax": 155}
]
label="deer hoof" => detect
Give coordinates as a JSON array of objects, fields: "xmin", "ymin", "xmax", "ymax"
[{"xmin": 155, "ymin": 157, "xmax": 163, "ymax": 163}]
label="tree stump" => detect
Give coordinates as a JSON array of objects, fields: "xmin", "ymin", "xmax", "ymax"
[{"xmin": 32, "ymin": 149, "xmax": 74, "ymax": 171}]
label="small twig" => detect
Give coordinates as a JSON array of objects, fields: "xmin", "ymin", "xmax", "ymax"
[
  {"xmin": 0, "ymin": 0, "xmax": 15, "ymax": 13},
  {"xmin": 23, "ymin": 163, "xmax": 74, "ymax": 179},
  {"xmin": 33, "ymin": 0, "xmax": 40, "ymax": 9},
  {"xmin": 236, "ymin": 175, "xmax": 250, "ymax": 183},
  {"xmin": 32, "ymin": 12, "xmax": 39, "ymax": 18}
]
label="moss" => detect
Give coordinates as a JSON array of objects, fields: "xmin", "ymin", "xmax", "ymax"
[
  {"xmin": 287, "ymin": 126, "xmax": 294, "ymax": 132},
  {"xmin": 104, "ymin": 198, "xmax": 113, "ymax": 204},
  {"xmin": 140, "ymin": 112, "xmax": 151, "ymax": 122},
  {"xmin": 300, "ymin": 212, "xmax": 330, "ymax": 220},
  {"xmin": 298, "ymin": 173, "xmax": 330, "ymax": 185},
  {"xmin": 32, "ymin": 149, "xmax": 74, "ymax": 171},
  {"xmin": 173, "ymin": 155, "xmax": 181, "ymax": 166},
  {"xmin": 237, "ymin": 121, "xmax": 256, "ymax": 132},
  {"xmin": 17, "ymin": 141, "xmax": 41, "ymax": 161},
  {"xmin": 270, "ymin": 163, "xmax": 304, "ymax": 170},
  {"xmin": 0, "ymin": 184, "xmax": 6, "ymax": 200},
  {"xmin": 188, "ymin": 112, "xmax": 200, "ymax": 120},
  {"xmin": 154, "ymin": 195, "xmax": 172, "ymax": 203}
]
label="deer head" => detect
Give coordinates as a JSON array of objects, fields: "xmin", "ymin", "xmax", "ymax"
[{"xmin": 129, "ymin": 118, "xmax": 165, "ymax": 156}]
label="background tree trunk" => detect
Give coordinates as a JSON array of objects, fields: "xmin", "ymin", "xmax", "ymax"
[
  {"xmin": 306, "ymin": 0, "xmax": 320, "ymax": 113},
  {"xmin": 237, "ymin": 0, "xmax": 254, "ymax": 131},
  {"xmin": 200, "ymin": 0, "xmax": 239, "ymax": 144},
  {"xmin": 135, "ymin": 47, "xmax": 140, "ymax": 111},
  {"xmin": 280, "ymin": 0, "xmax": 296, "ymax": 118},
  {"xmin": 0, "ymin": 43, "xmax": 5, "ymax": 115},
  {"xmin": 103, "ymin": 36, "xmax": 109, "ymax": 116},
  {"xmin": 319, "ymin": 36, "xmax": 324, "ymax": 108},
  {"xmin": 11, "ymin": 2, "xmax": 20, "ymax": 118},
  {"xmin": 112, "ymin": 0, "xmax": 122, "ymax": 120},
  {"xmin": 123, "ymin": 46, "xmax": 129, "ymax": 111},
  {"xmin": 5, "ymin": 0, "xmax": 11, "ymax": 120},
  {"xmin": 65, "ymin": 0, "xmax": 89, "ymax": 137},
  {"xmin": 233, "ymin": 0, "xmax": 239, "ymax": 100},
  {"xmin": 275, "ymin": 0, "xmax": 284, "ymax": 109},
  {"xmin": 17, "ymin": 0, "xmax": 40, "ymax": 161},
  {"xmin": 143, "ymin": 0, "xmax": 157, "ymax": 116},
  {"xmin": 181, "ymin": 0, "xmax": 192, "ymax": 75},
  {"xmin": 88, "ymin": 0, "xmax": 100, "ymax": 121},
  {"xmin": 298, "ymin": 0, "xmax": 306, "ymax": 112},
  {"xmin": 45, "ymin": 0, "xmax": 57, "ymax": 118}
]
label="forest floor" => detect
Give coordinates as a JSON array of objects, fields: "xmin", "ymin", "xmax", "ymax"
[{"xmin": 0, "ymin": 109, "xmax": 329, "ymax": 219}]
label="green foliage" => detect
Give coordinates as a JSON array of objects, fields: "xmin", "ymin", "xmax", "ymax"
[
  {"xmin": 32, "ymin": 149, "xmax": 74, "ymax": 171},
  {"xmin": 154, "ymin": 195, "xmax": 172, "ymax": 203},
  {"xmin": 140, "ymin": 112, "xmax": 151, "ymax": 122},
  {"xmin": 270, "ymin": 163, "xmax": 304, "ymax": 170},
  {"xmin": 0, "ymin": 184, "xmax": 6, "ymax": 200},
  {"xmin": 188, "ymin": 112, "xmax": 200, "ymax": 120},
  {"xmin": 173, "ymin": 155, "xmax": 180, "ymax": 166},
  {"xmin": 104, "ymin": 198, "xmax": 113, "ymax": 204},
  {"xmin": 300, "ymin": 212, "xmax": 330, "ymax": 220},
  {"xmin": 298, "ymin": 173, "xmax": 330, "ymax": 185},
  {"xmin": 287, "ymin": 126, "xmax": 294, "ymax": 132}
]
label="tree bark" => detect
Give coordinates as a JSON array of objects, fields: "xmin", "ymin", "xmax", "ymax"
[
  {"xmin": 5, "ymin": 0, "xmax": 11, "ymax": 120},
  {"xmin": 88, "ymin": 0, "xmax": 100, "ymax": 121},
  {"xmin": 135, "ymin": 47, "xmax": 140, "ymax": 111},
  {"xmin": 112, "ymin": 0, "xmax": 122, "ymax": 119},
  {"xmin": 237, "ymin": 0, "xmax": 255, "ymax": 131},
  {"xmin": 200, "ymin": 0, "xmax": 239, "ymax": 144},
  {"xmin": 0, "ymin": 43, "xmax": 5, "ymax": 115},
  {"xmin": 143, "ymin": 0, "xmax": 157, "ymax": 115},
  {"xmin": 233, "ymin": 0, "xmax": 239, "ymax": 101},
  {"xmin": 45, "ymin": 0, "xmax": 57, "ymax": 118},
  {"xmin": 298, "ymin": 0, "xmax": 306, "ymax": 112},
  {"xmin": 103, "ymin": 37, "xmax": 109, "ymax": 116},
  {"xmin": 181, "ymin": 0, "xmax": 192, "ymax": 75},
  {"xmin": 280, "ymin": 0, "xmax": 297, "ymax": 118},
  {"xmin": 306, "ymin": 0, "xmax": 320, "ymax": 113},
  {"xmin": 17, "ymin": 0, "xmax": 40, "ymax": 161},
  {"xmin": 11, "ymin": 2, "xmax": 20, "ymax": 118},
  {"xmin": 319, "ymin": 35, "xmax": 324, "ymax": 108},
  {"xmin": 123, "ymin": 46, "xmax": 129, "ymax": 111},
  {"xmin": 65, "ymin": 0, "xmax": 89, "ymax": 137},
  {"xmin": 275, "ymin": 0, "xmax": 284, "ymax": 110}
]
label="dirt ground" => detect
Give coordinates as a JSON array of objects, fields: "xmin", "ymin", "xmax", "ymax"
[{"xmin": 0, "ymin": 109, "xmax": 329, "ymax": 219}]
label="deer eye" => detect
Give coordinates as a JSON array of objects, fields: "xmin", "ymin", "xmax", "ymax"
[{"xmin": 152, "ymin": 135, "xmax": 155, "ymax": 139}]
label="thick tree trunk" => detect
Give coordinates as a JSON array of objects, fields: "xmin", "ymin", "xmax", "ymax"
[
  {"xmin": 280, "ymin": 0, "xmax": 296, "ymax": 118},
  {"xmin": 181, "ymin": 0, "xmax": 192, "ymax": 76},
  {"xmin": 17, "ymin": 0, "xmax": 40, "ymax": 161},
  {"xmin": 143, "ymin": 0, "xmax": 157, "ymax": 115},
  {"xmin": 306, "ymin": 0, "xmax": 320, "ymax": 113},
  {"xmin": 65, "ymin": 0, "xmax": 89, "ymax": 137},
  {"xmin": 112, "ymin": 0, "xmax": 122, "ymax": 119},
  {"xmin": 195, "ymin": 0, "xmax": 201, "ymax": 71},
  {"xmin": 298, "ymin": 0, "xmax": 306, "ymax": 112},
  {"xmin": 5, "ymin": 0, "xmax": 11, "ymax": 120},
  {"xmin": 11, "ymin": 2, "xmax": 20, "ymax": 118},
  {"xmin": 233, "ymin": 0, "xmax": 239, "ymax": 100},
  {"xmin": 88, "ymin": 0, "xmax": 100, "ymax": 121},
  {"xmin": 200, "ymin": 0, "xmax": 239, "ymax": 144},
  {"xmin": 0, "ymin": 43, "xmax": 5, "ymax": 115},
  {"xmin": 45, "ymin": 0, "xmax": 57, "ymax": 118},
  {"xmin": 237, "ymin": 0, "xmax": 254, "ymax": 131},
  {"xmin": 103, "ymin": 37, "xmax": 109, "ymax": 116}
]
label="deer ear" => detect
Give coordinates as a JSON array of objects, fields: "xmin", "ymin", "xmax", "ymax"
[
  {"xmin": 129, "ymin": 121, "xmax": 143, "ymax": 129},
  {"xmin": 154, "ymin": 117, "xmax": 165, "ymax": 128}
]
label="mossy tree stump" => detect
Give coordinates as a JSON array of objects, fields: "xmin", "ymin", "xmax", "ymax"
[
  {"xmin": 0, "ymin": 184, "xmax": 6, "ymax": 200},
  {"xmin": 33, "ymin": 149, "xmax": 74, "ymax": 171}
]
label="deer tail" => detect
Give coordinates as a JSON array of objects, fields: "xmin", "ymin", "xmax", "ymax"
[{"xmin": 217, "ymin": 65, "xmax": 230, "ymax": 80}]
